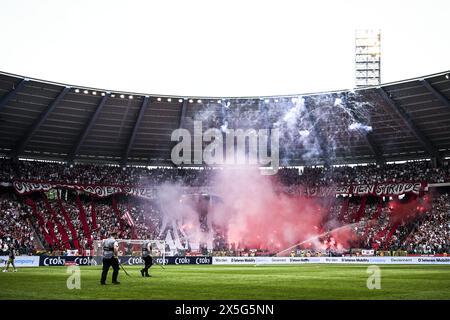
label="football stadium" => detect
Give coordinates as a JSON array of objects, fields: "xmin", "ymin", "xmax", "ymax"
[{"xmin": 0, "ymin": 0, "xmax": 449, "ymax": 310}]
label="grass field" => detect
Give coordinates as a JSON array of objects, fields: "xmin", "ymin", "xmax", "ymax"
[{"xmin": 0, "ymin": 264, "xmax": 449, "ymax": 300}]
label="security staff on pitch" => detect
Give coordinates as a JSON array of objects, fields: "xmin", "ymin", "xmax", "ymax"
[
  {"xmin": 100, "ymin": 232, "xmax": 120, "ymax": 285},
  {"xmin": 140, "ymin": 240, "xmax": 153, "ymax": 277},
  {"xmin": 2, "ymin": 244, "xmax": 17, "ymax": 273}
]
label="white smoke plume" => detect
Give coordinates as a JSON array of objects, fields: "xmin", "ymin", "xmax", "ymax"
[{"xmin": 348, "ymin": 122, "xmax": 373, "ymax": 132}]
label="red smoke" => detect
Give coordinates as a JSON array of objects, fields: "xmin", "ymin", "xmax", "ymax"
[
  {"xmin": 387, "ymin": 194, "xmax": 432, "ymax": 223},
  {"xmin": 156, "ymin": 168, "xmax": 432, "ymax": 254},
  {"xmin": 209, "ymin": 167, "xmax": 325, "ymax": 252}
]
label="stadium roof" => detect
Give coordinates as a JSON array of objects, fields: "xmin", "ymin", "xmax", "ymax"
[{"xmin": 0, "ymin": 70, "xmax": 449, "ymax": 166}]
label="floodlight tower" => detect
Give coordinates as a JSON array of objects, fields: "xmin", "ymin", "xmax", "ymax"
[{"xmin": 355, "ymin": 29, "xmax": 381, "ymax": 87}]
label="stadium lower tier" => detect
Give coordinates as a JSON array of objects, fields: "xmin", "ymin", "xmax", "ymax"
[{"xmin": 1, "ymin": 185, "xmax": 448, "ymax": 257}]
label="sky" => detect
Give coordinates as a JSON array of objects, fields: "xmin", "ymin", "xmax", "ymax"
[{"xmin": 0, "ymin": 0, "xmax": 449, "ymax": 97}]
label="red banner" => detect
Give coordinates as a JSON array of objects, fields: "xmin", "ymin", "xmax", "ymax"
[
  {"xmin": 12, "ymin": 180, "xmax": 156, "ymax": 198},
  {"xmin": 12, "ymin": 180, "xmax": 428, "ymax": 198},
  {"xmin": 305, "ymin": 182, "xmax": 428, "ymax": 197}
]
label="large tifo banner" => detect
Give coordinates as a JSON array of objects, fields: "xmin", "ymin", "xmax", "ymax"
[
  {"xmin": 0, "ymin": 255, "xmax": 40, "ymax": 267},
  {"xmin": 212, "ymin": 256, "xmax": 450, "ymax": 265},
  {"xmin": 304, "ymin": 181, "xmax": 428, "ymax": 197},
  {"xmin": 11, "ymin": 180, "xmax": 428, "ymax": 198},
  {"xmin": 13, "ymin": 181, "xmax": 157, "ymax": 198}
]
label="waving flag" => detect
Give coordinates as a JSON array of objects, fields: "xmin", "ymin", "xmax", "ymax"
[{"xmin": 122, "ymin": 211, "xmax": 135, "ymax": 227}]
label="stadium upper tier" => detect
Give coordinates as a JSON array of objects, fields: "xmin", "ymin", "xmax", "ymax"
[{"xmin": 0, "ymin": 70, "xmax": 449, "ymax": 165}]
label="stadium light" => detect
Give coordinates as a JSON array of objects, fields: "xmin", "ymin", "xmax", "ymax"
[
  {"xmin": 92, "ymin": 91, "xmax": 97, "ymax": 95},
  {"xmin": 101, "ymin": 92, "xmax": 106, "ymax": 97},
  {"xmin": 83, "ymin": 90, "xmax": 88, "ymax": 94},
  {"xmin": 129, "ymin": 95, "xmax": 133, "ymax": 99},
  {"xmin": 197, "ymin": 99, "xmax": 202, "ymax": 103},
  {"xmin": 264, "ymin": 98, "xmax": 270, "ymax": 103},
  {"xmin": 189, "ymin": 99, "xmax": 194, "ymax": 103},
  {"xmin": 355, "ymin": 29, "xmax": 381, "ymax": 87},
  {"xmin": 446, "ymin": 74, "xmax": 449, "ymax": 80},
  {"xmin": 178, "ymin": 98, "xmax": 183, "ymax": 103},
  {"xmin": 120, "ymin": 94, "xmax": 125, "ymax": 99},
  {"xmin": 167, "ymin": 98, "xmax": 172, "ymax": 102},
  {"xmin": 157, "ymin": 97, "xmax": 162, "ymax": 102},
  {"xmin": 217, "ymin": 99, "xmax": 222, "ymax": 103},
  {"xmin": 74, "ymin": 89, "xmax": 80, "ymax": 93},
  {"xmin": 111, "ymin": 94, "xmax": 116, "ymax": 98}
]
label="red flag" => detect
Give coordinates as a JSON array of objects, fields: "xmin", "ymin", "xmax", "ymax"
[{"xmin": 122, "ymin": 211, "xmax": 135, "ymax": 227}]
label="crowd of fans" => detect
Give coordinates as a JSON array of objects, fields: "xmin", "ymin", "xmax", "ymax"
[
  {"xmin": 322, "ymin": 193, "xmax": 449, "ymax": 255},
  {"xmin": 1, "ymin": 158, "xmax": 450, "ymax": 188},
  {"xmin": 0, "ymin": 157, "xmax": 449, "ymax": 256},
  {"xmin": 39, "ymin": 196, "xmax": 163, "ymax": 254},
  {"xmin": 298, "ymin": 161, "xmax": 450, "ymax": 186},
  {"xmin": 0, "ymin": 158, "xmax": 213, "ymax": 186},
  {"xmin": 1, "ymin": 189, "xmax": 448, "ymax": 256},
  {"xmin": 0, "ymin": 191, "xmax": 164, "ymax": 256},
  {"xmin": 277, "ymin": 161, "xmax": 450, "ymax": 186},
  {"xmin": 0, "ymin": 195, "xmax": 36, "ymax": 255},
  {"xmin": 390, "ymin": 194, "xmax": 449, "ymax": 254}
]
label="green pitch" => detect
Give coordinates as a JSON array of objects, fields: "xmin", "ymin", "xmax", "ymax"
[{"xmin": 0, "ymin": 265, "xmax": 449, "ymax": 300}]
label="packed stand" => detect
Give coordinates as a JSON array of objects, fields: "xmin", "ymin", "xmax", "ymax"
[
  {"xmin": 0, "ymin": 195, "xmax": 36, "ymax": 255},
  {"xmin": 1, "ymin": 158, "xmax": 450, "ymax": 188},
  {"xmin": 391, "ymin": 194, "xmax": 449, "ymax": 254}
]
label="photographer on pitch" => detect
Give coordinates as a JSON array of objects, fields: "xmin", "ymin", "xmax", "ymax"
[
  {"xmin": 141, "ymin": 240, "xmax": 153, "ymax": 277},
  {"xmin": 100, "ymin": 232, "xmax": 120, "ymax": 285}
]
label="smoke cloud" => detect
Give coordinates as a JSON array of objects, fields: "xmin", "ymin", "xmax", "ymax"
[
  {"xmin": 153, "ymin": 167, "xmax": 327, "ymax": 253},
  {"xmin": 348, "ymin": 122, "xmax": 373, "ymax": 132},
  {"xmin": 146, "ymin": 93, "xmax": 421, "ymax": 254}
]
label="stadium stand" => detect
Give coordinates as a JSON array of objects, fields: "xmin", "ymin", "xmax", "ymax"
[
  {"xmin": 0, "ymin": 158, "xmax": 449, "ymax": 256},
  {"xmin": 1, "ymin": 158, "xmax": 450, "ymax": 187},
  {"xmin": 0, "ymin": 194, "xmax": 35, "ymax": 255},
  {"xmin": 0, "ymin": 70, "xmax": 449, "ymax": 257}
]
